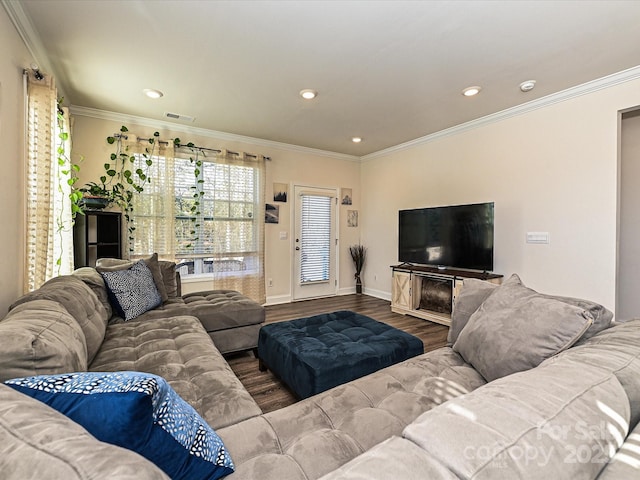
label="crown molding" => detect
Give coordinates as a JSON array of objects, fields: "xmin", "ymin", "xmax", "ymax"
[
  {"xmin": 2, "ymin": 0, "xmax": 69, "ymax": 97},
  {"xmin": 361, "ymin": 64, "xmax": 640, "ymax": 162},
  {"xmin": 8, "ymin": 0, "xmax": 639, "ymax": 164},
  {"xmin": 69, "ymin": 105, "xmax": 361, "ymax": 162}
]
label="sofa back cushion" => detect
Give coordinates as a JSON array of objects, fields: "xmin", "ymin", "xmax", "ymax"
[
  {"xmin": 10, "ymin": 275, "xmax": 108, "ymax": 363},
  {"xmin": 73, "ymin": 266, "xmax": 113, "ymax": 318},
  {"xmin": 0, "ymin": 383, "xmax": 169, "ymax": 480},
  {"xmin": 0, "ymin": 300, "xmax": 87, "ymax": 382},
  {"xmin": 544, "ymin": 319, "xmax": 640, "ymax": 429},
  {"xmin": 403, "ymin": 360, "xmax": 630, "ymax": 479},
  {"xmin": 159, "ymin": 260, "xmax": 179, "ymax": 298}
]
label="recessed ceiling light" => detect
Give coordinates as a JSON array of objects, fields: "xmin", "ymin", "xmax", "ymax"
[
  {"xmin": 519, "ymin": 80, "xmax": 536, "ymax": 92},
  {"xmin": 352, "ymin": 137, "xmax": 362, "ymax": 143},
  {"xmin": 143, "ymin": 88, "xmax": 163, "ymax": 99},
  {"xmin": 300, "ymin": 89, "xmax": 317, "ymax": 100},
  {"xmin": 462, "ymin": 86, "xmax": 482, "ymax": 97}
]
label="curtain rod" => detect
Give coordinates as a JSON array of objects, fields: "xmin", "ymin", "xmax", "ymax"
[{"xmin": 114, "ymin": 133, "xmax": 271, "ymax": 160}]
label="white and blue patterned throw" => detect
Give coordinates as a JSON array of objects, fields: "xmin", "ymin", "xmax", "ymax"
[
  {"xmin": 5, "ymin": 371, "xmax": 234, "ymax": 480},
  {"xmin": 100, "ymin": 260, "xmax": 162, "ymax": 320}
]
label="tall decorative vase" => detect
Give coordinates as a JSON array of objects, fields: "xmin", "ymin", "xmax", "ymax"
[{"xmin": 349, "ymin": 244, "xmax": 367, "ymax": 296}]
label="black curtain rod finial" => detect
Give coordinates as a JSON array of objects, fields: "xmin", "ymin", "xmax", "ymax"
[{"xmin": 30, "ymin": 63, "xmax": 44, "ymax": 81}]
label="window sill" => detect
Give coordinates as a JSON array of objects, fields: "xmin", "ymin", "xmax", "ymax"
[{"xmin": 180, "ymin": 270, "xmax": 259, "ymax": 283}]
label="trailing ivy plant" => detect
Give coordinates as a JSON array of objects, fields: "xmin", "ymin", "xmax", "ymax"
[
  {"xmin": 174, "ymin": 138, "xmax": 203, "ymax": 250},
  {"xmin": 55, "ymin": 98, "xmax": 82, "ymax": 272},
  {"xmin": 101, "ymin": 126, "xmax": 157, "ymax": 252}
]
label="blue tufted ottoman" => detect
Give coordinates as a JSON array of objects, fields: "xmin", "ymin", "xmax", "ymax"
[{"xmin": 257, "ymin": 310, "xmax": 424, "ymax": 399}]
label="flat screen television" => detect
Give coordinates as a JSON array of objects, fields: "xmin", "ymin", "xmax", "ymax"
[{"xmin": 398, "ymin": 202, "xmax": 494, "ymax": 271}]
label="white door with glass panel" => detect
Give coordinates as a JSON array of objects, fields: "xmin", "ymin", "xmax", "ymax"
[{"xmin": 293, "ymin": 186, "xmax": 338, "ymax": 300}]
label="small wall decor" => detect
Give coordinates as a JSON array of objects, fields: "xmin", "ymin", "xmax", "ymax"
[
  {"xmin": 341, "ymin": 188, "xmax": 353, "ymax": 205},
  {"xmin": 347, "ymin": 210, "xmax": 358, "ymax": 227},
  {"xmin": 273, "ymin": 182, "xmax": 288, "ymax": 202},
  {"xmin": 265, "ymin": 203, "xmax": 279, "ymax": 224}
]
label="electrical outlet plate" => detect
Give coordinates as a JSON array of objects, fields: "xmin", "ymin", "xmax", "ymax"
[{"xmin": 526, "ymin": 232, "xmax": 550, "ymax": 244}]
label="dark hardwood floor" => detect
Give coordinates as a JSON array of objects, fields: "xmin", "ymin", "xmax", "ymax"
[{"xmin": 225, "ymin": 294, "xmax": 448, "ymax": 413}]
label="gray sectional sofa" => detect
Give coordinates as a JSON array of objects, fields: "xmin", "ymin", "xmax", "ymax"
[{"xmin": 1, "ymin": 266, "xmax": 640, "ymax": 480}]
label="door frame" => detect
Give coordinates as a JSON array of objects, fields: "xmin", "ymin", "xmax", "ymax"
[{"xmin": 291, "ymin": 183, "xmax": 340, "ymax": 301}]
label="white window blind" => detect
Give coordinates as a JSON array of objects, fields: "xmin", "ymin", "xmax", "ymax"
[
  {"xmin": 129, "ymin": 146, "xmax": 266, "ymax": 304},
  {"xmin": 174, "ymin": 158, "xmax": 258, "ymax": 257},
  {"xmin": 300, "ymin": 194, "xmax": 332, "ymax": 284},
  {"xmin": 132, "ymin": 152, "xmax": 260, "ymax": 275}
]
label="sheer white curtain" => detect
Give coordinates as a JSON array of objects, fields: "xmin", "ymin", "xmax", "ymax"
[
  {"xmin": 25, "ymin": 74, "xmax": 74, "ymax": 291},
  {"xmin": 127, "ymin": 136, "xmax": 176, "ymax": 258},
  {"xmin": 130, "ymin": 143, "xmax": 266, "ymax": 304},
  {"xmin": 198, "ymin": 150, "xmax": 266, "ymax": 304}
]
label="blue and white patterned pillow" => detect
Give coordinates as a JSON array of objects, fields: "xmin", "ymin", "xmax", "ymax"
[
  {"xmin": 5, "ymin": 371, "xmax": 234, "ymax": 480},
  {"xmin": 100, "ymin": 260, "xmax": 162, "ymax": 320}
]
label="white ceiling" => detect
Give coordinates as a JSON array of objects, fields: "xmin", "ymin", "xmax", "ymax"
[{"xmin": 12, "ymin": 0, "xmax": 640, "ymax": 156}]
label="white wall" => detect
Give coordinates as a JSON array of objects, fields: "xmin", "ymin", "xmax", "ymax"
[
  {"xmin": 70, "ymin": 114, "xmax": 362, "ymax": 303},
  {"xmin": 4, "ymin": 2, "xmax": 640, "ymax": 314},
  {"xmin": 360, "ymin": 78, "xmax": 640, "ymax": 312},
  {"xmin": 0, "ymin": 7, "xmax": 32, "ymax": 314},
  {"xmin": 617, "ymin": 110, "xmax": 640, "ymax": 320}
]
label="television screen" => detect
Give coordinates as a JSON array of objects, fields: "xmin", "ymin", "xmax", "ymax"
[{"xmin": 398, "ymin": 202, "xmax": 494, "ymax": 271}]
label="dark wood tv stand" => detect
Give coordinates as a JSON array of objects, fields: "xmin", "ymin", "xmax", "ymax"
[{"xmin": 390, "ymin": 264, "xmax": 503, "ymax": 326}]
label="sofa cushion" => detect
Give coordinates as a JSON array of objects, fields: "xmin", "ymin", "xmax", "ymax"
[
  {"xmin": 319, "ymin": 436, "xmax": 459, "ymax": 480},
  {"xmin": 89, "ymin": 315, "xmax": 262, "ymax": 429},
  {"xmin": 73, "ymin": 266, "xmax": 113, "ymax": 318},
  {"xmin": 544, "ymin": 319, "xmax": 640, "ymax": 429},
  {"xmin": 543, "ymin": 292, "xmax": 613, "ymax": 342},
  {"xmin": 447, "ymin": 278, "xmax": 498, "ymax": 346},
  {"xmin": 453, "ymin": 274, "xmax": 594, "ymax": 381},
  {"xmin": 10, "ymin": 275, "xmax": 108, "ymax": 363},
  {"xmin": 6, "ymin": 371, "xmax": 234, "ymax": 480},
  {"xmin": 159, "ymin": 260, "xmax": 179, "ymax": 298},
  {"xmin": 0, "ymin": 383, "xmax": 169, "ymax": 480},
  {"xmin": 182, "ymin": 290, "xmax": 265, "ymax": 331},
  {"xmin": 596, "ymin": 420, "xmax": 640, "ymax": 479},
  {"xmin": 97, "ymin": 253, "xmax": 168, "ymax": 302},
  {"xmin": 403, "ymin": 360, "xmax": 629, "ymax": 479},
  {"xmin": 0, "ymin": 300, "xmax": 87, "ymax": 382},
  {"xmin": 100, "ymin": 260, "xmax": 163, "ymax": 321},
  {"xmin": 218, "ymin": 347, "xmax": 486, "ymax": 480}
]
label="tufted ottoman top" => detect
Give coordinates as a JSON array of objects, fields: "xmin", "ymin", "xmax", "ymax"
[
  {"xmin": 181, "ymin": 289, "xmax": 265, "ymax": 332},
  {"xmin": 258, "ymin": 310, "xmax": 424, "ymax": 398}
]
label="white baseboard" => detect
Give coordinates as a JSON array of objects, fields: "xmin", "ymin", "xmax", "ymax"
[
  {"xmin": 363, "ymin": 287, "xmax": 391, "ymax": 301},
  {"xmin": 338, "ymin": 286, "xmax": 356, "ymax": 296},
  {"xmin": 264, "ymin": 294, "xmax": 291, "ymax": 306},
  {"xmin": 265, "ymin": 288, "xmax": 392, "ymax": 306}
]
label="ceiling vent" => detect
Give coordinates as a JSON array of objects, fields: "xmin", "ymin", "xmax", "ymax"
[{"xmin": 164, "ymin": 112, "xmax": 195, "ymax": 123}]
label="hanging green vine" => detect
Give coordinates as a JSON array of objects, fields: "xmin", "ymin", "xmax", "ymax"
[
  {"xmin": 174, "ymin": 139, "xmax": 203, "ymax": 250},
  {"xmin": 55, "ymin": 99, "xmax": 82, "ymax": 271},
  {"xmin": 87, "ymin": 125, "xmax": 157, "ymax": 252}
]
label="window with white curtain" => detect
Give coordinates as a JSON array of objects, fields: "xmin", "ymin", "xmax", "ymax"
[
  {"xmin": 173, "ymin": 157, "xmax": 260, "ymax": 276},
  {"xmin": 130, "ymin": 148, "xmax": 266, "ymax": 303},
  {"xmin": 25, "ymin": 74, "xmax": 74, "ymax": 292}
]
